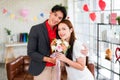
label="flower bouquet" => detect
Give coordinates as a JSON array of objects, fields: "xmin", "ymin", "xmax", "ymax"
[
  {"xmin": 51, "ymin": 38, "xmax": 70, "ymax": 55},
  {"xmin": 50, "ymin": 39, "xmax": 70, "ymax": 80}
]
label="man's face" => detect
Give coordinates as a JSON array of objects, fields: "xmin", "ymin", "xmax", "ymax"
[{"xmin": 48, "ymin": 11, "xmax": 64, "ymax": 27}]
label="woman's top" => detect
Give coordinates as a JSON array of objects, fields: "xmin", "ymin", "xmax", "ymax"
[{"xmin": 66, "ymin": 40, "xmax": 94, "ymax": 80}]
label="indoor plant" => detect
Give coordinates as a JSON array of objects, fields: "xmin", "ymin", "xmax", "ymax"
[
  {"xmin": 116, "ymin": 16, "xmax": 120, "ymax": 25},
  {"xmin": 4, "ymin": 28, "xmax": 12, "ymax": 43},
  {"xmin": 4, "ymin": 28, "xmax": 11, "ymax": 35}
]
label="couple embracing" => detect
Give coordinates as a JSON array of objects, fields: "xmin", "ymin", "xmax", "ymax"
[{"xmin": 27, "ymin": 5, "xmax": 94, "ymax": 80}]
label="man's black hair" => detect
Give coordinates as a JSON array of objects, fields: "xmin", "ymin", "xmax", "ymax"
[{"xmin": 51, "ymin": 5, "xmax": 67, "ymax": 20}]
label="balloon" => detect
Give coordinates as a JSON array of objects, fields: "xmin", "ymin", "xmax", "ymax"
[
  {"xmin": 20, "ymin": 9, "xmax": 29, "ymax": 17},
  {"xmin": 99, "ymin": 0, "xmax": 106, "ymax": 11},
  {"xmin": 89, "ymin": 12, "xmax": 96, "ymax": 21},
  {"xmin": 83, "ymin": 4, "xmax": 89, "ymax": 12}
]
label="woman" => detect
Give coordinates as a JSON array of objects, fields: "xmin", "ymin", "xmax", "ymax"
[{"xmin": 56, "ymin": 19, "xmax": 94, "ymax": 80}]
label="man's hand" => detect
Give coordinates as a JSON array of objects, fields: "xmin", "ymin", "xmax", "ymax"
[
  {"xmin": 43, "ymin": 56, "xmax": 56, "ymax": 64},
  {"xmin": 80, "ymin": 44, "xmax": 88, "ymax": 56}
]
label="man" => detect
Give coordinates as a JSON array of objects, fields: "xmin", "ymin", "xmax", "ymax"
[{"xmin": 27, "ymin": 5, "xmax": 67, "ymax": 80}]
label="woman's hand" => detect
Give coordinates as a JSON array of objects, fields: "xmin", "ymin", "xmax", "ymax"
[{"xmin": 56, "ymin": 53, "xmax": 67, "ymax": 62}]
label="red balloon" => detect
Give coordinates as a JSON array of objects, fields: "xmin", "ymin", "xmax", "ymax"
[
  {"xmin": 89, "ymin": 12, "xmax": 96, "ymax": 21},
  {"xmin": 99, "ymin": 0, "xmax": 106, "ymax": 11},
  {"xmin": 83, "ymin": 4, "xmax": 89, "ymax": 12}
]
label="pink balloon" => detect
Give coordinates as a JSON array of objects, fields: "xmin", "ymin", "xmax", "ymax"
[{"xmin": 20, "ymin": 9, "xmax": 29, "ymax": 17}]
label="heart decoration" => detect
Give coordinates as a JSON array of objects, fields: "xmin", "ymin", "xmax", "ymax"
[
  {"xmin": 40, "ymin": 13, "xmax": 44, "ymax": 17},
  {"xmin": 66, "ymin": 16, "xmax": 70, "ymax": 19},
  {"xmin": 83, "ymin": 4, "xmax": 89, "ymax": 12},
  {"xmin": 89, "ymin": 12, "xmax": 96, "ymax": 21},
  {"xmin": 99, "ymin": 0, "xmax": 106, "ymax": 11},
  {"xmin": 115, "ymin": 47, "xmax": 120, "ymax": 63},
  {"xmin": 3, "ymin": 8, "xmax": 7, "ymax": 14},
  {"xmin": 20, "ymin": 9, "xmax": 29, "ymax": 17}
]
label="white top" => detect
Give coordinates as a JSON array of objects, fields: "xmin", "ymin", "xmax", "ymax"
[{"xmin": 66, "ymin": 40, "xmax": 94, "ymax": 80}]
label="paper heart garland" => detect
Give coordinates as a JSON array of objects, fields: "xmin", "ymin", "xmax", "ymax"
[
  {"xmin": 3, "ymin": 8, "xmax": 7, "ymax": 14},
  {"xmin": 83, "ymin": 4, "xmax": 89, "ymax": 12},
  {"xmin": 40, "ymin": 13, "xmax": 44, "ymax": 17},
  {"xmin": 115, "ymin": 47, "xmax": 120, "ymax": 63},
  {"xmin": 99, "ymin": 0, "xmax": 106, "ymax": 11},
  {"xmin": 89, "ymin": 12, "xmax": 96, "ymax": 21}
]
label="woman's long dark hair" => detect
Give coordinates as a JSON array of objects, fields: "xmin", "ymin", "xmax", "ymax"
[{"xmin": 58, "ymin": 19, "xmax": 76, "ymax": 66}]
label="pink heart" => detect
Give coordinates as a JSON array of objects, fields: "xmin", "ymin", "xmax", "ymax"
[
  {"xmin": 89, "ymin": 12, "xmax": 96, "ymax": 21},
  {"xmin": 83, "ymin": 4, "xmax": 89, "ymax": 12},
  {"xmin": 3, "ymin": 8, "xmax": 7, "ymax": 14},
  {"xmin": 99, "ymin": 0, "xmax": 106, "ymax": 11}
]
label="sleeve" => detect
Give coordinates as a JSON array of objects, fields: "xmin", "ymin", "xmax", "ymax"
[
  {"xmin": 27, "ymin": 25, "xmax": 44, "ymax": 63},
  {"xmin": 88, "ymin": 52, "xmax": 95, "ymax": 64},
  {"xmin": 73, "ymin": 40, "xmax": 86, "ymax": 58}
]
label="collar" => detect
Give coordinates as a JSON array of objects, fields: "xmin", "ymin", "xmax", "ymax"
[{"xmin": 45, "ymin": 20, "xmax": 57, "ymax": 32}]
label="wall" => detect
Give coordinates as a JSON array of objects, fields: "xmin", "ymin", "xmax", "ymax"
[{"xmin": 0, "ymin": 0, "xmax": 67, "ymax": 62}]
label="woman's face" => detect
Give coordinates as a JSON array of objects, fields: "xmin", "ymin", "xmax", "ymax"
[{"xmin": 58, "ymin": 23, "xmax": 72, "ymax": 41}]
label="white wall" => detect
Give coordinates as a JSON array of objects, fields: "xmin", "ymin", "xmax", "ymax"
[
  {"xmin": 0, "ymin": 0, "xmax": 67, "ymax": 42},
  {"xmin": 0, "ymin": 0, "xmax": 67, "ymax": 62}
]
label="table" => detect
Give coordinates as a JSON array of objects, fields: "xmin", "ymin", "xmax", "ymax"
[{"xmin": 5, "ymin": 42, "xmax": 27, "ymax": 63}]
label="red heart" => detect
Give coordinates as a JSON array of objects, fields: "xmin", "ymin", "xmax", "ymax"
[
  {"xmin": 83, "ymin": 4, "xmax": 89, "ymax": 12},
  {"xmin": 99, "ymin": 0, "xmax": 106, "ymax": 11},
  {"xmin": 89, "ymin": 12, "xmax": 96, "ymax": 21}
]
